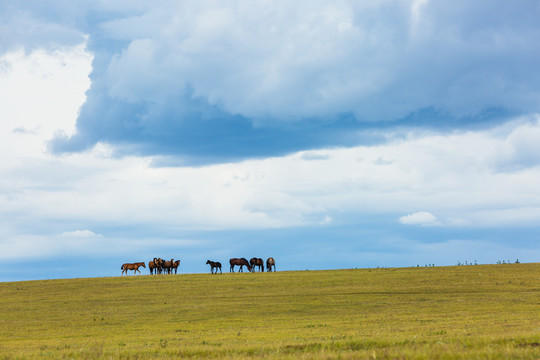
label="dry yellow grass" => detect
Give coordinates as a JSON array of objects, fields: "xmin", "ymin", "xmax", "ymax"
[{"xmin": 0, "ymin": 263, "xmax": 538, "ymax": 359}]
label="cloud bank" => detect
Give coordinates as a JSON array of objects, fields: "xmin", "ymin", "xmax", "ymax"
[{"xmin": 4, "ymin": 1, "xmax": 537, "ymax": 163}]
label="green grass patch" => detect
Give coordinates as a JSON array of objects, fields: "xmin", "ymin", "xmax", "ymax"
[{"xmin": 0, "ymin": 263, "xmax": 539, "ymax": 359}]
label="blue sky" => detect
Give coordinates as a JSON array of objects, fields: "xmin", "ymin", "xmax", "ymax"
[{"xmin": 1, "ymin": 0, "xmax": 539, "ymax": 281}]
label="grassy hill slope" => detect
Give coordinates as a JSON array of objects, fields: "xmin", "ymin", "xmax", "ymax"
[{"xmin": 0, "ymin": 264, "xmax": 539, "ymax": 359}]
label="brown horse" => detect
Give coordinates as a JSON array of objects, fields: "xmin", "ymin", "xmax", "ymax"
[
  {"xmin": 250, "ymin": 257, "xmax": 264, "ymax": 272},
  {"xmin": 121, "ymin": 262, "xmax": 146, "ymax": 276},
  {"xmin": 162, "ymin": 259, "xmax": 174, "ymax": 274},
  {"xmin": 149, "ymin": 258, "xmax": 157, "ymax": 275},
  {"xmin": 172, "ymin": 260, "xmax": 180, "ymax": 274},
  {"xmin": 206, "ymin": 260, "xmax": 222, "ymax": 274},
  {"xmin": 266, "ymin": 257, "xmax": 276, "ymax": 272},
  {"xmin": 229, "ymin": 258, "xmax": 252, "ymax": 273},
  {"xmin": 156, "ymin": 258, "xmax": 164, "ymax": 274}
]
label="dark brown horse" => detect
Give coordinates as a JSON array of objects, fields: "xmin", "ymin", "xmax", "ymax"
[
  {"xmin": 162, "ymin": 259, "xmax": 174, "ymax": 274},
  {"xmin": 121, "ymin": 262, "xmax": 146, "ymax": 275},
  {"xmin": 151, "ymin": 257, "xmax": 164, "ymax": 274},
  {"xmin": 229, "ymin": 258, "xmax": 252, "ymax": 273},
  {"xmin": 172, "ymin": 260, "xmax": 180, "ymax": 274},
  {"xmin": 156, "ymin": 258, "xmax": 164, "ymax": 274},
  {"xmin": 266, "ymin": 257, "xmax": 276, "ymax": 272},
  {"xmin": 206, "ymin": 260, "xmax": 222, "ymax": 274},
  {"xmin": 250, "ymin": 257, "xmax": 264, "ymax": 272}
]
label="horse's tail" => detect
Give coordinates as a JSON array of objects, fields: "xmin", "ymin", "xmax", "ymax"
[{"xmin": 120, "ymin": 264, "xmax": 124, "ymax": 270}]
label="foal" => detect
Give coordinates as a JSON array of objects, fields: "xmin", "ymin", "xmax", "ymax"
[{"xmin": 206, "ymin": 260, "xmax": 222, "ymax": 274}]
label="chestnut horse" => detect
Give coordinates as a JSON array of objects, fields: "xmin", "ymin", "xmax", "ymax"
[
  {"xmin": 250, "ymin": 257, "xmax": 264, "ymax": 272},
  {"xmin": 206, "ymin": 260, "xmax": 222, "ymax": 274},
  {"xmin": 121, "ymin": 262, "xmax": 146, "ymax": 276},
  {"xmin": 266, "ymin": 257, "xmax": 276, "ymax": 272},
  {"xmin": 229, "ymin": 258, "xmax": 252, "ymax": 273},
  {"xmin": 149, "ymin": 258, "xmax": 158, "ymax": 275}
]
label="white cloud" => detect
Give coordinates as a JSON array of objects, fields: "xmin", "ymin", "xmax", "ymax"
[
  {"xmin": 490, "ymin": 116, "xmax": 540, "ymax": 171},
  {"xmin": 21, "ymin": 117, "xmax": 540, "ymax": 231},
  {"xmin": 2, "ymin": 42, "xmax": 540, "ymax": 263},
  {"xmin": 0, "ymin": 45, "xmax": 92, "ymax": 160},
  {"xmin": 399, "ymin": 211, "xmax": 440, "ymax": 226},
  {"xmin": 61, "ymin": 230, "xmax": 102, "ymax": 238},
  {"xmin": 23, "ymin": 0, "xmax": 534, "ymax": 126}
]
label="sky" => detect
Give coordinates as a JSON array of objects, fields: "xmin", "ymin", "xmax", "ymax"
[{"xmin": 1, "ymin": 0, "xmax": 539, "ymax": 281}]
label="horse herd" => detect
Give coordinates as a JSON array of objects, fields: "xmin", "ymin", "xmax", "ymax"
[
  {"xmin": 120, "ymin": 258, "xmax": 180, "ymax": 276},
  {"xmin": 208, "ymin": 257, "xmax": 276, "ymax": 274},
  {"xmin": 120, "ymin": 257, "xmax": 276, "ymax": 276}
]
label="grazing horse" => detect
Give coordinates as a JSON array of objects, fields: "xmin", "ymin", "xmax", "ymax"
[
  {"xmin": 266, "ymin": 257, "xmax": 276, "ymax": 272},
  {"xmin": 206, "ymin": 260, "xmax": 222, "ymax": 274},
  {"xmin": 229, "ymin": 258, "xmax": 252, "ymax": 273},
  {"xmin": 250, "ymin": 257, "xmax": 264, "ymax": 272},
  {"xmin": 121, "ymin": 262, "xmax": 146, "ymax": 276},
  {"xmin": 172, "ymin": 260, "xmax": 180, "ymax": 274}
]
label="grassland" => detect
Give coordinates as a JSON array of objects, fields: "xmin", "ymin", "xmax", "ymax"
[{"xmin": 0, "ymin": 263, "xmax": 538, "ymax": 359}]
